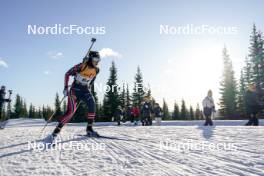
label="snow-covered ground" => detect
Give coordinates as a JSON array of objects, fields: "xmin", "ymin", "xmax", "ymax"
[{"xmin": 0, "ymin": 118, "xmax": 264, "ymax": 176}]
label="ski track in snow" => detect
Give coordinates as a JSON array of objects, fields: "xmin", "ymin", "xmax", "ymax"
[{"xmin": 0, "ymin": 119, "xmax": 264, "ymax": 176}]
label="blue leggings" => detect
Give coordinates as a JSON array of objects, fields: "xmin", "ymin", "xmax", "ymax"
[{"xmin": 58, "ymin": 84, "xmax": 95, "ymax": 125}]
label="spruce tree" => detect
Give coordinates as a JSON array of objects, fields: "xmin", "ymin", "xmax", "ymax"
[
  {"xmin": 20, "ymin": 98, "xmax": 25, "ymax": 117},
  {"xmin": 237, "ymin": 70, "xmax": 247, "ymax": 117},
  {"xmin": 22, "ymin": 101, "xmax": 28, "ymax": 117},
  {"xmin": 103, "ymin": 61, "xmax": 120, "ymax": 120},
  {"xmin": 146, "ymin": 84, "xmax": 152, "ymax": 97},
  {"xmin": 120, "ymin": 83, "xmax": 126, "ymax": 109},
  {"xmin": 180, "ymin": 99, "xmax": 187, "ymax": 120},
  {"xmin": 32, "ymin": 104, "xmax": 36, "ymax": 118},
  {"xmin": 249, "ymin": 24, "xmax": 264, "ymax": 89},
  {"xmin": 195, "ymin": 103, "xmax": 201, "ymax": 120},
  {"xmin": 29, "ymin": 103, "xmax": 33, "ymax": 118},
  {"xmin": 126, "ymin": 84, "xmax": 131, "ymax": 108},
  {"xmin": 13, "ymin": 94, "xmax": 23, "ymax": 118},
  {"xmin": 28, "ymin": 103, "xmax": 37, "ymax": 118},
  {"xmin": 173, "ymin": 101, "xmax": 180, "ymax": 120},
  {"xmin": 46, "ymin": 105, "xmax": 53, "ymax": 120},
  {"xmin": 37, "ymin": 107, "xmax": 42, "ymax": 118},
  {"xmin": 219, "ymin": 47, "xmax": 237, "ymax": 118},
  {"xmin": 132, "ymin": 66, "xmax": 145, "ymax": 107},
  {"xmin": 42, "ymin": 105, "xmax": 47, "ymax": 120},
  {"xmin": 54, "ymin": 93, "xmax": 62, "ymax": 118},
  {"xmin": 96, "ymin": 102, "xmax": 103, "ymax": 122},
  {"xmin": 243, "ymin": 56, "xmax": 253, "ymax": 86},
  {"xmin": 162, "ymin": 98, "xmax": 170, "ymax": 120},
  {"xmin": 248, "ymin": 24, "xmax": 264, "ymax": 106},
  {"xmin": 146, "ymin": 85, "xmax": 155, "ymax": 108},
  {"xmin": 102, "ymin": 96, "xmax": 109, "ymax": 121},
  {"xmin": 189, "ymin": 106, "xmax": 194, "ymax": 120}
]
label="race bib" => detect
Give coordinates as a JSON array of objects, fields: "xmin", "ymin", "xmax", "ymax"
[{"xmin": 75, "ymin": 74, "xmax": 93, "ymax": 85}]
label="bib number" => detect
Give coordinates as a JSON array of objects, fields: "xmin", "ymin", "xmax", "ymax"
[{"xmin": 76, "ymin": 74, "xmax": 93, "ymax": 85}]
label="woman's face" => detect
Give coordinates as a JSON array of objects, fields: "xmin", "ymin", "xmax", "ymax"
[
  {"xmin": 249, "ymin": 84, "xmax": 256, "ymax": 92},
  {"xmin": 92, "ymin": 60, "xmax": 99, "ymax": 67},
  {"xmin": 252, "ymin": 85, "xmax": 256, "ymax": 91}
]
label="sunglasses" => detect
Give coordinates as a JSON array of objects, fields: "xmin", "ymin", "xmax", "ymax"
[{"xmin": 92, "ymin": 57, "xmax": 101, "ymax": 63}]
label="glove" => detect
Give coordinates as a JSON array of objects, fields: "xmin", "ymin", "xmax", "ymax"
[
  {"xmin": 63, "ymin": 87, "xmax": 68, "ymax": 97},
  {"xmin": 212, "ymin": 106, "xmax": 216, "ymax": 113}
]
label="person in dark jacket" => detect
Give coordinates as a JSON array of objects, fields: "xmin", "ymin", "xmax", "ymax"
[
  {"xmin": 245, "ymin": 84, "xmax": 262, "ymax": 126},
  {"xmin": 0, "ymin": 86, "xmax": 11, "ymax": 122},
  {"xmin": 114, "ymin": 106, "xmax": 124, "ymax": 126},
  {"xmin": 141, "ymin": 96, "xmax": 153, "ymax": 126}
]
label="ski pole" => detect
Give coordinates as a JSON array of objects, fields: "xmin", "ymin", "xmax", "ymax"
[
  {"xmin": 39, "ymin": 96, "xmax": 83, "ymax": 136},
  {"xmin": 40, "ymin": 96, "xmax": 66, "ymax": 134}
]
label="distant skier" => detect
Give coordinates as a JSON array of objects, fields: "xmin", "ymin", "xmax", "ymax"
[
  {"xmin": 114, "ymin": 106, "xmax": 124, "ymax": 126},
  {"xmin": 45, "ymin": 51, "xmax": 101, "ymax": 143},
  {"xmin": 153, "ymin": 103, "xmax": 162, "ymax": 126},
  {"xmin": 245, "ymin": 84, "xmax": 262, "ymax": 126},
  {"xmin": 202, "ymin": 90, "xmax": 215, "ymax": 126},
  {"xmin": 0, "ymin": 86, "xmax": 11, "ymax": 122},
  {"xmin": 141, "ymin": 96, "xmax": 153, "ymax": 126}
]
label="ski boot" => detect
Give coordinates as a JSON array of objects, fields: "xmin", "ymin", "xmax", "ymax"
[
  {"xmin": 43, "ymin": 123, "xmax": 63, "ymax": 146},
  {"xmin": 43, "ymin": 133, "xmax": 57, "ymax": 146},
  {"xmin": 86, "ymin": 125, "xmax": 99, "ymax": 137}
]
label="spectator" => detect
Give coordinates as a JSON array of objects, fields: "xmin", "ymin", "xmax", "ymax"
[{"xmin": 202, "ymin": 90, "xmax": 215, "ymax": 126}]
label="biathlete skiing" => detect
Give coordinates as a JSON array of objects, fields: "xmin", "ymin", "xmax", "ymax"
[{"xmin": 45, "ymin": 39, "xmax": 101, "ymax": 144}]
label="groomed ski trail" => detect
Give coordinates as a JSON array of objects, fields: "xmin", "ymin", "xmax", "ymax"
[{"xmin": 0, "ymin": 119, "xmax": 263, "ymax": 176}]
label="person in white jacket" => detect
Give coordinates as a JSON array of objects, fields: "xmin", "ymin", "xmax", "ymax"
[{"xmin": 202, "ymin": 90, "xmax": 215, "ymax": 126}]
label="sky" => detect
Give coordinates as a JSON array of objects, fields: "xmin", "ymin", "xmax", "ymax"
[{"xmin": 0, "ymin": 0, "xmax": 264, "ymax": 110}]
